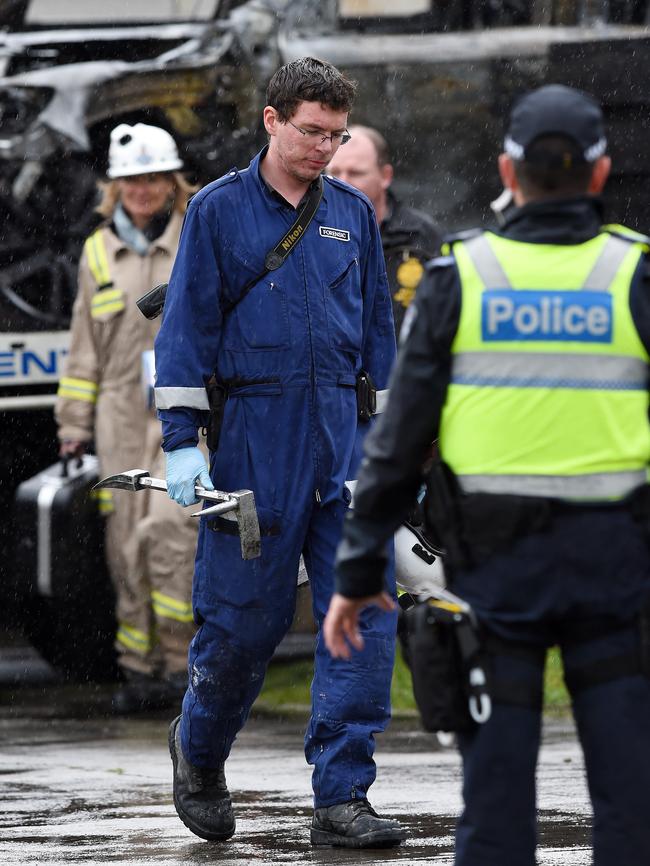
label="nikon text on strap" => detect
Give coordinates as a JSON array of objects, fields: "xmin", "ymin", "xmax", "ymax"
[
  {"xmin": 223, "ymin": 176, "xmax": 323, "ymax": 314},
  {"xmin": 264, "ymin": 177, "xmax": 323, "ymax": 270}
]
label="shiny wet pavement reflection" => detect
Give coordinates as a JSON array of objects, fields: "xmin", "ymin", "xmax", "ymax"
[{"xmin": 0, "ymin": 684, "xmax": 591, "ymax": 864}]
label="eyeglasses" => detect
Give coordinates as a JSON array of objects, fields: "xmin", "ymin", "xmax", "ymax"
[{"xmin": 287, "ymin": 120, "xmax": 351, "ymax": 147}]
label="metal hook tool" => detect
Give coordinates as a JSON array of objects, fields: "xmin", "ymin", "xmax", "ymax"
[{"xmin": 92, "ymin": 469, "xmax": 261, "ymax": 560}]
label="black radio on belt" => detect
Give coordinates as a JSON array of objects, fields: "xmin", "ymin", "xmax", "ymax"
[{"xmin": 356, "ymin": 369, "xmax": 377, "ymax": 423}]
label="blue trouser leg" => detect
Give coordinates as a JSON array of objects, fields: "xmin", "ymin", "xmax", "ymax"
[
  {"xmin": 180, "ymin": 485, "xmax": 397, "ymax": 804},
  {"xmin": 304, "ymin": 497, "xmax": 398, "ymax": 808},
  {"xmin": 562, "ymin": 627, "xmax": 650, "ymax": 866},
  {"xmin": 181, "ymin": 514, "xmax": 302, "ymax": 767},
  {"xmin": 455, "ymin": 651, "xmax": 545, "ymax": 866}
]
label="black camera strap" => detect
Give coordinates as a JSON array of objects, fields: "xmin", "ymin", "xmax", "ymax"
[{"xmin": 221, "ymin": 176, "xmax": 323, "ymax": 314}]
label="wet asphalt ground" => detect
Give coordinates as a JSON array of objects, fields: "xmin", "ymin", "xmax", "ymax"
[{"xmin": 0, "ymin": 647, "xmax": 592, "ymax": 865}]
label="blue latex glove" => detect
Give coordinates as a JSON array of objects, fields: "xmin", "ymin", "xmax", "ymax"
[{"xmin": 166, "ymin": 446, "xmax": 214, "ymax": 506}]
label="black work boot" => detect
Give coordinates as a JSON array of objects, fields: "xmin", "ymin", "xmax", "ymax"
[
  {"xmin": 168, "ymin": 715, "xmax": 235, "ymax": 841},
  {"xmin": 311, "ymin": 798, "xmax": 407, "ymax": 848}
]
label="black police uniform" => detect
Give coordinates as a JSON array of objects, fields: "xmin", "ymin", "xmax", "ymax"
[
  {"xmin": 335, "ymin": 195, "xmax": 650, "ymax": 866},
  {"xmin": 380, "ymin": 190, "xmax": 441, "ymax": 337}
]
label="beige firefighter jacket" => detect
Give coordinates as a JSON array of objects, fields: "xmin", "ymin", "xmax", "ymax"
[{"xmin": 56, "ymin": 211, "xmax": 183, "ymax": 466}]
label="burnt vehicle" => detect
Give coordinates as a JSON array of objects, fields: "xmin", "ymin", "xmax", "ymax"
[
  {"xmin": 284, "ymin": 0, "xmax": 650, "ymax": 230},
  {"xmin": 1, "ymin": 0, "xmax": 649, "ymax": 679}
]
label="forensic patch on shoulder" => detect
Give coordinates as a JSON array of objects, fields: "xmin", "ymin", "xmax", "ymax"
[{"xmin": 320, "ymin": 226, "xmax": 350, "ymax": 242}]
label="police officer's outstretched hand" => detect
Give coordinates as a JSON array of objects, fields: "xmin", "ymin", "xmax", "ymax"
[
  {"xmin": 166, "ymin": 446, "xmax": 214, "ymax": 506},
  {"xmin": 324, "ymin": 592, "xmax": 395, "ymax": 659}
]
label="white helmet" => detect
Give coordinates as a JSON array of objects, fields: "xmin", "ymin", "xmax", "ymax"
[
  {"xmin": 343, "ymin": 479, "xmax": 445, "ymax": 596},
  {"xmin": 395, "ymin": 521, "xmax": 445, "ymax": 597},
  {"xmin": 107, "ymin": 123, "xmax": 183, "ymax": 179}
]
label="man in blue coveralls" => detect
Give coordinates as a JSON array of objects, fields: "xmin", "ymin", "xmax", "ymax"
[{"xmin": 153, "ymin": 57, "xmax": 406, "ymax": 848}]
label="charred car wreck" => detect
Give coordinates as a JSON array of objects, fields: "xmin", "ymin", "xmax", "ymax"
[{"xmin": 1, "ymin": 0, "xmax": 649, "ymax": 678}]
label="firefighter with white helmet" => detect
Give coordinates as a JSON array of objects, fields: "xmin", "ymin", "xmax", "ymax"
[{"xmin": 56, "ymin": 122, "xmax": 200, "ymax": 711}]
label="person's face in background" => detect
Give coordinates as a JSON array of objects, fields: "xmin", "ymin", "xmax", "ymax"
[
  {"xmin": 328, "ymin": 131, "xmax": 393, "ymax": 217},
  {"xmin": 118, "ymin": 172, "xmax": 176, "ymax": 228}
]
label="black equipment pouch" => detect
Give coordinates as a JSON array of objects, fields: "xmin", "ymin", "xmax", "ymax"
[
  {"xmin": 136, "ymin": 282, "xmax": 168, "ymax": 320},
  {"xmin": 405, "ymin": 597, "xmax": 491, "ymax": 733},
  {"xmin": 356, "ymin": 369, "xmax": 377, "ymax": 423},
  {"xmin": 205, "ymin": 378, "xmax": 227, "ymax": 451}
]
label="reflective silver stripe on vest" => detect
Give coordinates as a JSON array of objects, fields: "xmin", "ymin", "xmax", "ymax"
[
  {"xmin": 462, "ymin": 232, "xmax": 633, "ymax": 291},
  {"xmin": 463, "ymin": 234, "xmax": 511, "ymax": 287},
  {"xmin": 458, "ymin": 470, "xmax": 647, "ymax": 499},
  {"xmin": 581, "ymin": 235, "xmax": 634, "ymax": 290},
  {"xmin": 451, "ymin": 352, "xmax": 648, "ymax": 390},
  {"xmin": 154, "ymin": 387, "xmax": 210, "ymax": 410}
]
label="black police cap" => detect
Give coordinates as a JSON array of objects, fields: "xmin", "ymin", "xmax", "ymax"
[{"xmin": 505, "ymin": 84, "xmax": 607, "ymax": 165}]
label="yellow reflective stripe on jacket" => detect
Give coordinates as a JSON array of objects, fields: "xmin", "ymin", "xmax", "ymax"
[
  {"xmin": 91, "ymin": 287, "xmax": 125, "ymax": 319},
  {"xmin": 85, "ymin": 229, "xmax": 125, "ymax": 319},
  {"xmin": 91, "ymin": 488, "xmax": 114, "ymax": 515},
  {"xmin": 57, "ymin": 376, "xmax": 98, "ymax": 403},
  {"xmin": 151, "ymin": 590, "xmax": 194, "ymax": 624},
  {"xmin": 84, "ymin": 230, "xmax": 112, "ymax": 289},
  {"xmin": 441, "ymin": 229, "xmax": 650, "ymax": 501},
  {"xmin": 116, "ymin": 623, "xmax": 152, "ymax": 654}
]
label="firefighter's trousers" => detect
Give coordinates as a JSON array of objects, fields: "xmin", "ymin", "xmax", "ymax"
[{"xmin": 109, "ymin": 440, "xmax": 201, "ymax": 678}]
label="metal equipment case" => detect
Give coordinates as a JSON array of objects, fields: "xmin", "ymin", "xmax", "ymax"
[{"xmin": 12, "ymin": 455, "xmax": 118, "ymax": 681}]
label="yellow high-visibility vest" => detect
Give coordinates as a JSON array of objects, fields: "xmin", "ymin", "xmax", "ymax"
[{"xmin": 440, "ymin": 229, "xmax": 650, "ymax": 501}]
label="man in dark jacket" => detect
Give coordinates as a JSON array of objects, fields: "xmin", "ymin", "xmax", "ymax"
[
  {"xmin": 328, "ymin": 124, "xmax": 441, "ymax": 336},
  {"xmin": 324, "ymin": 85, "xmax": 650, "ymax": 866}
]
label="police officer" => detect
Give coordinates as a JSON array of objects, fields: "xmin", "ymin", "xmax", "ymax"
[
  {"xmin": 327, "ymin": 124, "xmax": 441, "ymax": 336},
  {"xmin": 324, "ymin": 84, "xmax": 650, "ymax": 865},
  {"xmin": 154, "ymin": 57, "xmax": 405, "ymax": 847}
]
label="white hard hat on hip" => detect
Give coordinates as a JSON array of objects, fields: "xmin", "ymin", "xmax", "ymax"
[{"xmin": 107, "ymin": 123, "xmax": 183, "ymax": 179}]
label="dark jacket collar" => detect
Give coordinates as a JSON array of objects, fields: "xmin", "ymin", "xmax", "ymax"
[
  {"xmin": 498, "ymin": 195, "xmax": 605, "ymax": 245},
  {"xmin": 383, "ymin": 189, "xmax": 418, "ymax": 234}
]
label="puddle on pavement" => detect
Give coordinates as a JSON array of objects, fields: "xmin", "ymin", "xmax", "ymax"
[
  {"xmin": 0, "ymin": 689, "xmax": 593, "ymax": 864},
  {"xmin": 0, "ymin": 781, "xmax": 591, "ymax": 865}
]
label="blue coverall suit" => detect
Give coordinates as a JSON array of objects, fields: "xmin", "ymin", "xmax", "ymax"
[
  {"xmin": 335, "ymin": 197, "xmax": 650, "ymax": 864},
  {"xmin": 154, "ymin": 149, "xmax": 397, "ymax": 807}
]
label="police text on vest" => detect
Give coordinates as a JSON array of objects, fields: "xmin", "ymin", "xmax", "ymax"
[{"xmin": 482, "ymin": 290, "xmax": 613, "ymax": 343}]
